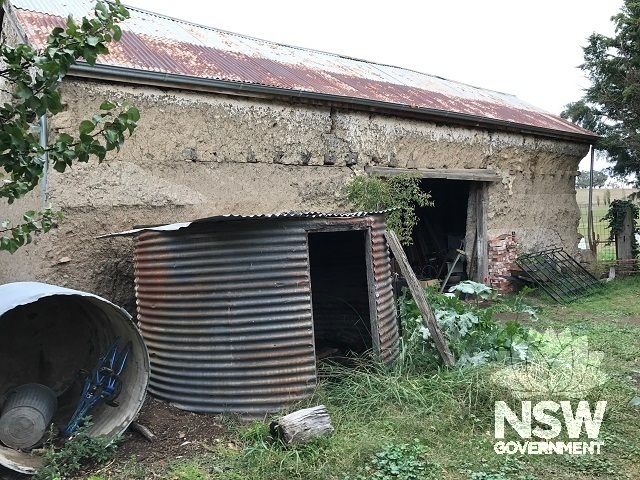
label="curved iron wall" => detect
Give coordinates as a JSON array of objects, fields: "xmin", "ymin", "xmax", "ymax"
[
  {"xmin": 134, "ymin": 215, "xmax": 399, "ymax": 415},
  {"xmin": 370, "ymin": 217, "xmax": 400, "ymax": 364}
]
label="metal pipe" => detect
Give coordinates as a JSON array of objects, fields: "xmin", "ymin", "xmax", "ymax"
[
  {"xmin": 39, "ymin": 115, "xmax": 48, "ymax": 208},
  {"xmin": 68, "ymin": 64, "xmax": 599, "ymax": 145},
  {"xmin": 587, "ymin": 145, "xmax": 595, "ymax": 252}
]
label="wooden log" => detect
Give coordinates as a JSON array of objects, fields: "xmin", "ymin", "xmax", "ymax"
[
  {"xmin": 270, "ymin": 405, "xmax": 334, "ymax": 444},
  {"xmin": 384, "ymin": 230, "xmax": 456, "ymax": 366},
  {"xmin": 129, "ymin": 421, "xmax": 156, "ymax": 442}
]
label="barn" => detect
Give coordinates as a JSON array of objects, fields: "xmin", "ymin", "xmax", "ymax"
[{"xmin": 0, "ymin": 0, "xmax": 596, "ymax": 309}]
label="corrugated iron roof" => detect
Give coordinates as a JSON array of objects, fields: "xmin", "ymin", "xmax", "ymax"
[
  {"xmin": 6, "ymin": 0, "xmax": 595, "ymax": 139},
  {"xmin": 98, "ymin": 210, "xmax": 390, "ymax": 237}
]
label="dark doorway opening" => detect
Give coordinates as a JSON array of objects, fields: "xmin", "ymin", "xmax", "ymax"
[
  {"xmin": 308, "ymin": 230, "xmax": 373, "ymax": 362},
  {"xmin": 405, "ymin": 179, "xmax": 470, "ymax": 283}
]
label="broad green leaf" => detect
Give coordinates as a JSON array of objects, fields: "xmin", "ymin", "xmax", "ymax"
[
  {"xmin": 100, "ymin": 101, "xmax": 116, "ymax": 110},
  {"xmin": 57, "ymin": 133, "xmax": 74, "ymax": 144},
  {"xmin": 14, "ymin": 82, "xmax": 32, "ymax": 99},
  {"xmin": 112, "ymin": 25, "xmax": 122, "ymax": 42},
  {"xmin": 53, "ymin": 160, "xmax": 67, "ymax": 173},
  {"xmin": 79, "ymin": 120, "xmax": 95, "ymax": 134},
  {"xmin": 127, "ymin": 107, "xmax": 140, "ymax": 121}
]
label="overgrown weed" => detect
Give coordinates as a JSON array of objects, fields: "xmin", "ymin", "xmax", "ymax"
[{"xmin": 35, "ymin": 421, "xmax": 118, "ymax": 480}]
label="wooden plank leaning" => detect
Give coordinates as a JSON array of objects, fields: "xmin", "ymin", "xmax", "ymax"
[{"xmin": 384, "ymin": 230, "xmax": 455, "ymax": 366}]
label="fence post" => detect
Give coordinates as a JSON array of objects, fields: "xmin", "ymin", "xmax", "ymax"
[
  {"xmin": 615, "ymin": 206, "xmax": 634, "ymax": 259},
  {"xmin": 589, "ymin": 210, "xmax": 597, "ymax": 256}
]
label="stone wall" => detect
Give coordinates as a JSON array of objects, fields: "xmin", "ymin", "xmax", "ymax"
[{"xmin": 0, "ymin": 77, "xmax": 590, "ymax": 311}]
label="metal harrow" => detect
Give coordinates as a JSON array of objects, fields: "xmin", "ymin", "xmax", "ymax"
[{"xmin": 62, "ymin": 337, "xmax": 131, "ymax": 437}]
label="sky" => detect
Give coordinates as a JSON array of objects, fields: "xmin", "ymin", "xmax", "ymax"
[{"xmin": 123, "ymin": 0, "xmax": 623, "ymax": 171}]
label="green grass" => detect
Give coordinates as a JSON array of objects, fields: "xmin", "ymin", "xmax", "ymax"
[{"xmin": 88, "ymin": 278, "xmax": 640, "ymax": 480}]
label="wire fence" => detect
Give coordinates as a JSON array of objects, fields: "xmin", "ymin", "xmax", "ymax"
[{"xmin": 577, "ymin": 206, "xmax": 616, "ymax": 261}]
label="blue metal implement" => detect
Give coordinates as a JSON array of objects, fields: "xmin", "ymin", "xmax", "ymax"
[{"xmin": 62, "ymin": 337, "xmax": 131, "ymax": 437}]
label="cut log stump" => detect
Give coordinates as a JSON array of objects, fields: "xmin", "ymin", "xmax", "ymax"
[{"xmin": 270, "ymin": 405, "xmax": 334, "ymax": 444}]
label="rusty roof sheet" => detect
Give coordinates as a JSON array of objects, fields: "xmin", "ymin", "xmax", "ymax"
[
  {"xmin": 6, "ymin": 0, "xmax": 594, "ymax": 139},
  {"xmin": 98, "ymin": 210, "xmax": 390, "ymax": 238}
]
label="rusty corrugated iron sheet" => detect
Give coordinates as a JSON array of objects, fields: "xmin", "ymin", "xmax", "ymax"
[
  {"xmin": 370, "ymin": 216, "xmax": 400, "ymax": 364},
  {"xmin": 99, "ymin": 210, "xmax": 392, "ymax": 237},
  {"xmin": 134, "ymin": 221, "xmax": 317, "ymax": 415},
  {"xmin": 7, "ymin": 0, "xmax": 593, "ymax": 138}
]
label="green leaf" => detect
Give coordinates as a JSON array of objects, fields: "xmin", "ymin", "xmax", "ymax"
[
  {"xmin": 79, "ymin": 120, "xmax": 95, "ymax": 134},
  {"xmin": 14, "ymin": 82, "xmax": 32, "ymax": 99},
  {"xmin": 53, "ymin": 160, "xmax": 67, "ymax": 173},
  {"xmin": 127, "ymin": 107, "xmax": 140, "ymax": 122},
  {"xmin": 630, "ymin": 396, "xmax": 640, "ymax": 407},
  {"xmin": 112, "ymin": 25, "xmax": 122, "ymax": 42},
  {"xmin": 57, "ymin": 133, "xmax": 74, "ymax": 144},
  {"xmin": 100, "ymin": 101, "xmax": 116, "ymax": 111},
  {"xmin": 86, "ymin": 35, "xmax": 101, "ymax": 46},
  {"xmin": 104, "ymin": 128, "xmax": 118, "ymax": 145}
]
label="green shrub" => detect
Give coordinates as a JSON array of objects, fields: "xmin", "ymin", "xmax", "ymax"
[
  {"xmin": 397, "ymin": 282, "xmax": 542, "ymax": 368},
  {"xmin": 342, "ymin": 174, "xmax": 432, "ymax": 245},
  {"xmin": 34, "ymin": 422, "xmax": 118, "ymax": 480}
]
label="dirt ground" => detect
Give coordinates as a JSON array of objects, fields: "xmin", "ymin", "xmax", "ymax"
[
  {"xmin": 1, "ymin": 396, "xmax": 231, "ymax": 479},
  {"xmin": 122, "ymin": 398, "xmax": 227, "ymax": 456}
]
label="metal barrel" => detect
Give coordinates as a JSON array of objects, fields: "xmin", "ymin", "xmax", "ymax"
[
  {"xmin": 0, "ymin": 384, "xmax": 57, "ymax": 449},
  {"xmin": 0, "ymin": 282, "xmax": 150, "ymax": 475}
]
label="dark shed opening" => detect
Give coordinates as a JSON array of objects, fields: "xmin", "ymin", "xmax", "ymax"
[
  {"xmin": 308, "ymin": 231, "xmax": 373, "ymax": 361},
  {"xmin": 405, "ymin": 179, "xmax": 470, "ymax": 283}
]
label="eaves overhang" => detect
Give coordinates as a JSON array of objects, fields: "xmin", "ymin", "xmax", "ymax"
[{"xmin": 69, "ymin": 63, "xmax": 599, "ymax": 145}]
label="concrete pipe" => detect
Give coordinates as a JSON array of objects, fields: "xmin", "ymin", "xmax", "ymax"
[{"xmin": 0, "ymin": 282, "xmax": 149, "ymax": 475}]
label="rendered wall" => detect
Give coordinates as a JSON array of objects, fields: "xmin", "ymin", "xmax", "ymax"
[{"xmin": 0, "ymin": 78, "xmax": 589, "ymax": 310}]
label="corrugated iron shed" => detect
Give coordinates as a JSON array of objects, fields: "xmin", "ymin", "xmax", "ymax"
[
  {"xmin": 128, "ymin": 212, "xmax": 399, "ymax": 416},
  {"xmin": 5, "ymin": 0, "xmax": 596, "ymax": 141}
]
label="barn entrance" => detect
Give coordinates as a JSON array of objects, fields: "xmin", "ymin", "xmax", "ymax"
[
  {"xmin": 406, "ymin": 179, "xmax": 471, "ymax": 285},
  {"xmin": 364, "ymin": 166, "xmax": 496, "ymax": 286},
  {"xmin": 307, "ymin": 230, "xmax": 374, "ymax": 362}
]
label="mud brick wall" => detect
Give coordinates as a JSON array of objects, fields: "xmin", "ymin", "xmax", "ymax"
[{"xmin": 0, "ymin": 75, "xmax": 589, "ymax": 310}]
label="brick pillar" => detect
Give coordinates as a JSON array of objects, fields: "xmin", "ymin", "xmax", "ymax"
[{"xmin": 487, "ymin": 233, "xmax": 519, "ymax": 294}]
